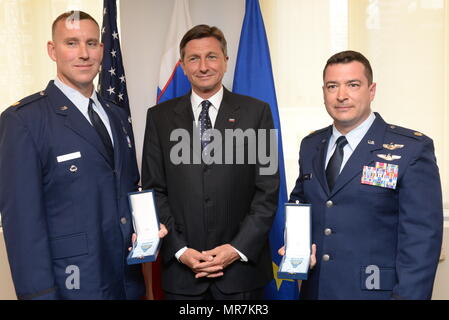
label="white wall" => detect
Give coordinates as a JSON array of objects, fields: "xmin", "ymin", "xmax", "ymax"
[{"xmin": 120, "ymin": 0, "xmax": 245, "ymax": 171}]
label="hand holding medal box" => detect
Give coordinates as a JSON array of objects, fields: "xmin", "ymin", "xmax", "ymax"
[
  {"xmin": 278, "ymin": 203, "xmax": 311, "ymax": 280},
  {"xmin": 127, "ymin": 190, "xmax": 161, "ymax": 265}
]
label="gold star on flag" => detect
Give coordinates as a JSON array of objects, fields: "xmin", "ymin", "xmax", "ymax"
[{"xmin": 272, "ymin": 262, "xmax": 295, "ymax": 290}]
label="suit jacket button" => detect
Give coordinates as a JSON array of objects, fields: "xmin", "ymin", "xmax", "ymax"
[
  {"xmin": 324, "ymin": 228, "xmax": 332, "ymax": 236},
  {"xmin": 120, "ymin": 217, "xmax": 127, "ymax": 225},
  {"xmin": 322, "ymin": 254, "xmax": 330, "ymax": 262},
  {"xmin": 326, "ymin": 200, "xmax": 333, "ymax": 208}
]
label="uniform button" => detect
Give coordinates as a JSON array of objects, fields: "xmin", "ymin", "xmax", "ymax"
[
  {"xmin": 326, "ymin": 200, "xmax": 333, "ymax": 208},
  {"xmin": 322, "ymin": 254, "xmax": 330, "ymax": 262},
  {"xmin": 324, "ymin": 228, "xmax": 332, "ymax": 236},
  {"xmin": 120, "ymin": 217, "xmax": 127, "ymax": 225}
]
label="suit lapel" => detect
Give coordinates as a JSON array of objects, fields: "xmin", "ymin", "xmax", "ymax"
[
  {"xmin": 173, "ymin": 93, "xmax": 195, "ymax": 131},
  {"xmin": 47, "ymin": 82, "xmax": 113, "ymax": 168},
  {"xmin": 312, "ymin": 127, "xmax": 332, "ymax": 195},
  {"xmin": 173, "ymin": 89, "xmax": 239, "ymax": 161},
  {"xmin": 214, "ymin": 88, "xmax": 240, "ymax": 133},
  {"xmin": 330, "ymin": 114, "xmax": 387, "ymax": 196},
  {"xmin": 173, "ymin": 93, "xmax": 199, "ymax": 157}
]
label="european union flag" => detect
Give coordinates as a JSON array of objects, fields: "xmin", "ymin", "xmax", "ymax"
[
  {"xmin": 98, "ymin": 0, "xmax": 130, "ymax": 116},
  {"xmin": 232, "ymin": 0, "xmax": 299, "ymax": 300}
]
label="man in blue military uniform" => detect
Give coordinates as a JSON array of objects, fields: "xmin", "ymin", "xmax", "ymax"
[
  {"xmin": 0, "ymin": 11, "xmax": 166, "ymax": 299},
  {"xmin": 285, "ymin": 50, "xmax": 443, "ymax": 299}
]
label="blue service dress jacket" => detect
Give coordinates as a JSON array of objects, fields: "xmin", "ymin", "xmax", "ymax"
[
  {"xmin": 290, "ymin": 113, "xmax": 443, "ymax": 300},
  {"xmin": 0, "ymin": 81, "xmax": 145, "ymax": 299}
]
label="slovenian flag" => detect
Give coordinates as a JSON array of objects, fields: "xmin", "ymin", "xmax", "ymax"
[
  {"xmin": 156, "ymin": 0, "xmax": 192, "ymax": 103},
  {"xmin": 233, "ymin": 0, "xmax": 299, "ymax": 300}
]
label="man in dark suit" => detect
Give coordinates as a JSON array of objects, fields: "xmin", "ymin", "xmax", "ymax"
[
  {"xmin": 142, "ymin": 25, "xmax": 279, "ymax": 299},
  {"xmin": 0, "ymin": 11, "xmax": 166, "ymax": 300},
  {"xmin": 286, "ymin": 50, "xmax": 443, "ymax": 299}
]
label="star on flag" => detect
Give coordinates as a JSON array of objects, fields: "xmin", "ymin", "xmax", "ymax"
[
  {"xmin": 272, "ymin": 262, "xmax": 295, "ymax": 291},
  {"xmin": 107, "ymin": 86, "xmax": 115, "ymax": 95}
]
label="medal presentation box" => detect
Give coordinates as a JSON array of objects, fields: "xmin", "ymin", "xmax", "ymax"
[
  {"xmin": 127, "ymin": 190, "xmax": 161, "ymax": 265},
  {"xmin": 278, "ymin": 203, "xmax": 311, "ymax": 280}
]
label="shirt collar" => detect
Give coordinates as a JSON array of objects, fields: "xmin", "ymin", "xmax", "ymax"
[
  {"xmin": 54, "ymin": 77, "xmax": 99, "ymax": 110},
  {"xmin": 191, "ymin": 86, "xmax": 224, "ymax": 112},
  {"xmin": 330, "ymin": 112, "xmax": 376, "ymax": 150}
]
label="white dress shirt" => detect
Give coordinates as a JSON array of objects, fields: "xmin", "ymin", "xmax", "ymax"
[
  {"xmin": 325, "ymin": 112, "xmax": 376, "ymax": 173},
  {"xmin": 190, "ymin": 87, "xmax": 223, "ymax": 128},
  {"xmin": 54, "ymin": 77, "xmax": 114, "ymax": 145}
]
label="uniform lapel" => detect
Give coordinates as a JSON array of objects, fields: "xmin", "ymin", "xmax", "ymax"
[
  {"xmin": 47, "ymin": 82, "xmax": 112, "ymax": 167},
  {"xmin": 99, "ymin": 96, "xmax": 124, "ymax": 172},
  {"xmin": 330, "ymin": 114, "xmax": 387, "ymax": 196},
  {"xmin": 312, "ymin": 127, "xmax": 332, "ymax": 195}
]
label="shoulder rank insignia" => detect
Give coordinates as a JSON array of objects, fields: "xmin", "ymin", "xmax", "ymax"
[
  {"xmin": 383, "ymin": 143, "xmax": 404, "ymax": 150},
  {"xmin": 377, "ymin": 153, "xmax": 401, "ymax": 161},
  {"xmin": 414, "ymin": 131, "xmax": 423, "ymax": 137},
  {"xmin": 12, "ymin": 101, "xmax": 21, "ymax": 107}
]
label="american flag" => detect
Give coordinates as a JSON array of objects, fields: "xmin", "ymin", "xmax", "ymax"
[{"xmin": 98, "ymin": 0, "xmax": 130, "ymax": 116}]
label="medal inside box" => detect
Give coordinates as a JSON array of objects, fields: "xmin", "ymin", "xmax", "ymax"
[
  {"xmin": 127, "ymin": 190, "xmax": 161, "ymax": 265},
  {"xmin": 278, "ymin": 203, "xmax": 311, "ymax": 280}
]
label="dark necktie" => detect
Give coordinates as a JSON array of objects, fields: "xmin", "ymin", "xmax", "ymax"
[
  {"xmin": 326, "ymin": 135, "xmax": 348, "ymax": 191},
  {"xmin": 199, "ymin": 100, "xmax": 213, "ymax": 152},
  {"xmin": 87, "ymin": 99, "xmax": 114, "ymax": 165}
]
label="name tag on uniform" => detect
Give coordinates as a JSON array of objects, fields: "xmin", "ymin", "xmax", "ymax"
[
  {"xmin": 57, "ymin": 152, "xmax": 81, "ymax": 163},
  {"xmin": 361, "ymin": 162, "xmax": 398, "ymax": 189}
]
